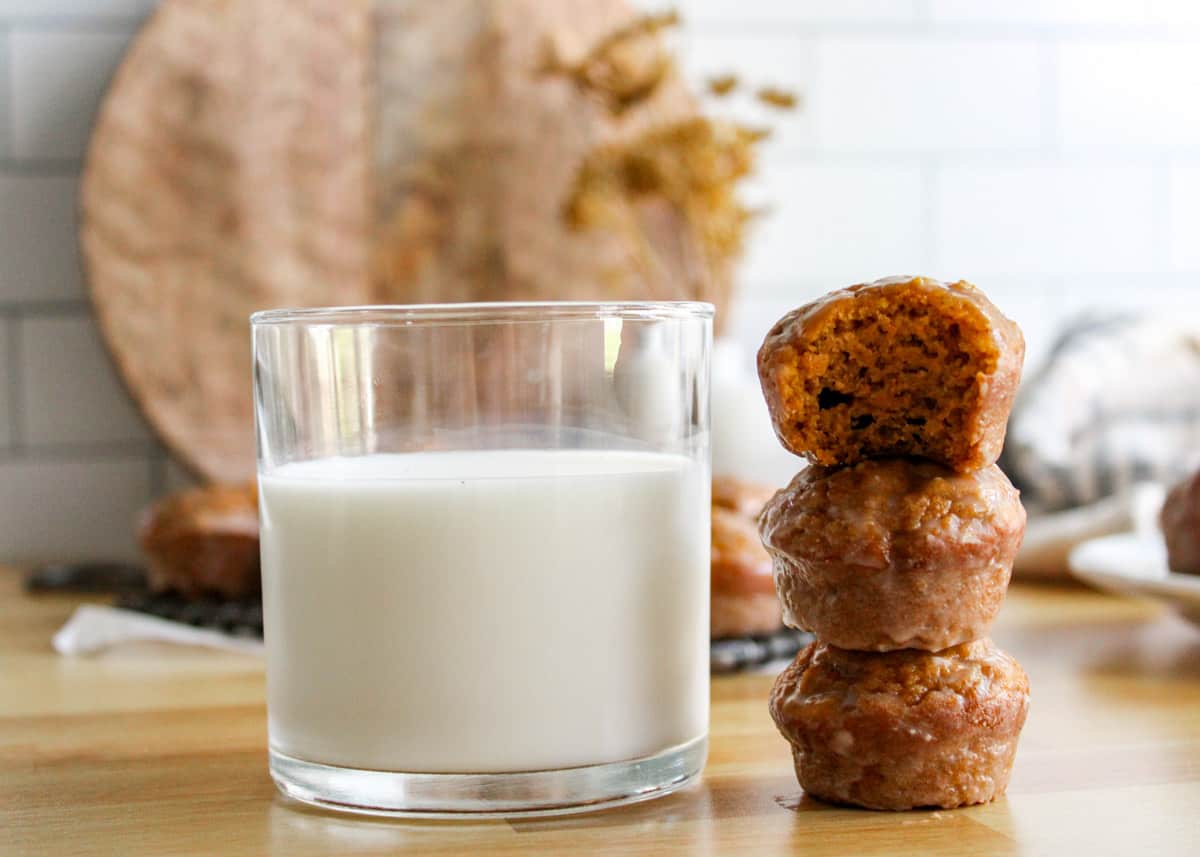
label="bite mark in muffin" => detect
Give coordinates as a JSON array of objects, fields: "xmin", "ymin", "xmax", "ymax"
[{"xmin": 757, "ymin": 276, "xmax": 1024, "ymax": 473}]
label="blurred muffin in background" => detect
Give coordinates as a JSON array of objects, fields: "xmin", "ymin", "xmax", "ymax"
[
  {"xmin": 138, "ymin": 483, "xmax": 260, "ymax": 600},
  {"xmin": 711, "ymin": 475, "xmax": 782, "ymax": 638},
  {"xmin": 1162, "ymin": 469, "xmax": 1200, "ymax": 575}
]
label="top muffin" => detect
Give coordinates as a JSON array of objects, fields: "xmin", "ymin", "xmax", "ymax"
[{"xmin": 757, "ymin": 276, "xmax": 1024, "ymax": 473}]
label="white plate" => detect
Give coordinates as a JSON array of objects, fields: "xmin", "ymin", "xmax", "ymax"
[
  {"xmin": 1013, "ymin": 483, "xmax": 1166, "ymax": 580},
  {"xmin": 1068, "ymin": 532, "xmax": 1200, "ymax": 626}
]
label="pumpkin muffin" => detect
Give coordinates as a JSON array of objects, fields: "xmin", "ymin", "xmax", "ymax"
[
  {"xmin": 759, "ymin": 459, "xmax": 1025, "ymax": 651},
  {"xmin": 1162, "ymin": 469, "xmax": 1200, "ymax": 575},
  {"xmin": 712, "ymin": 475, "xmax": 777, "ymax": 518},
  {"xmin": 769, "ymin": 639, "xmax": 1029, "ymax": 811},
  {"xmin": 711, "ymin": 506, "xmax": 782, "ymax": 638},
  {"xmin": 138, "ymin": 482, "xmax": 261, "ymax": 599},
  {"xmin": 757, "ymin": 276, "xmax": 1024, "ymax": 473}
]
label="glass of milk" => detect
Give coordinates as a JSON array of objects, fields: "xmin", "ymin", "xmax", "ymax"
[{"xmin": 251, "ymin": 303, "xmax": 712, "ymax": 817}]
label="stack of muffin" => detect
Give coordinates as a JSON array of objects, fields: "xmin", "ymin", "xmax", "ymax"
[{"xmin": 755, "ymin": 276, "xmax": 1031, "ymax": 811}]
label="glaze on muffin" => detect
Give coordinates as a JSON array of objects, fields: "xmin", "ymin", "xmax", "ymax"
[
  {"xmin": 759, "ymin": 459, "xmax": 1025, "ymax": 651},
  {"xmin": 769, "ymin": 639, "xmax": 1029, "ymax": 810}
]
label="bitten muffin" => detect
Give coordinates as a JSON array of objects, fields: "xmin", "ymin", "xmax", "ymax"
[
  {"xmin": 759, "ymin": 459, "xmax": 1025, "ymax": 651},
  {"xmin": 138, "ymin": 482, "xmax": 261, "ymax": 599},
  {"xmin": 711, "ymin": 506, "xmax": 782, "ymax": 638},
  {"xmin": 712, "ymin": 475, "xmax": 778, "ymax": 519},
  {"xmin": 1162, "ymin": 469, "xmax": 1200, "ymax": 575},
  {"xmin": 757, "ymin": 276, "xmax": 1025, "ymax": 473},
  {"xmin": 769, "ymin": 639, "xmax": 1029, "ymax": 811}
]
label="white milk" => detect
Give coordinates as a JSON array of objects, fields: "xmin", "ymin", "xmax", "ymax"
[{"xmin": 259, "ymin": 449, "xmax": 709, "ymax": 774}]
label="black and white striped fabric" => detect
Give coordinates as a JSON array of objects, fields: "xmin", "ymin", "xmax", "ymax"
[{"xmin": 1001, "ymin": 314, "xmax": 1200, "ymax": 514}]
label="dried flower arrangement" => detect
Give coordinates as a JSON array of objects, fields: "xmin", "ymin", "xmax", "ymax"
[{"xmin": 546, "ymin": 9, "xmax": 798, "ymax": 323}]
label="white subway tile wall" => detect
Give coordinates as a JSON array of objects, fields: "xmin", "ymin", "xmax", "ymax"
[
  {"xmin": 0, "ymin": 36, "xmax": 8, "ymax": 160},
  {"xmin": 0, "ymin": 456, "xmax": 151, "ymax": 561},
  {"xmin": 681, "ymin": 34, "xmax": 817, "ymax": 151},
  {"xmin": 740, "ymin": 161, "xmax": 926, "ymax": 285},
  {"xmin": 162, "ymin": 456, "xmax": 198, "ymax": 495},
  {"xmin": 0, "ymin": 1, "xmax": 156, "ymax": 17},
  {"xmin": 18, "ymin": 314, "xmax": 150, "ymax": 447},
  {"xmin": 0, "ymin": 321, "xmax": 10, "ymax": 449},
  {"xmin": 814, "ymin": 38, "xmax": 1045, "ymax": 151},
  {"xmin": 933, "ymin": 164, "xmax": 1157, "ymax": 274},
  {"xmin": 1167, "ymin": 165, "xmax": 1200, "ymax": 270},
  {"xmin": 1059, "ymin": 42, "xmax": 1200, "ymax": 148},
  {"xmin": 928, "ymin": 0, "xmax": 1146, "ymax": 26},
  {"xmin": 11, "ymin": 30, "xmax": 131, "ymax": 160},
  {"xmin": 674, "ymin": 1, "xmax": 918, "ymax": 25},
  {"xmin": 0, "ymin": 174, "xmax": 86, "ymax": 302},
  {"xmin": 1148, "ymin": 1, "xmax": 1200, "ymax": 26},
  {"xmin": 1, "ymin": 0, "xmax": 1199, "ymax": 562}
]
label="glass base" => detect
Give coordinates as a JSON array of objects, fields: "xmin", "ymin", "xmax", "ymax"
[{"xmin": 270, "ymin": 735, "xmax": 707, "ymax": 819}]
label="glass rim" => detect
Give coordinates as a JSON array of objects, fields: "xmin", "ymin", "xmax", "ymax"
[{"xmin": 250, "ymin": 301, "xmax": 715, "ymax": 327}]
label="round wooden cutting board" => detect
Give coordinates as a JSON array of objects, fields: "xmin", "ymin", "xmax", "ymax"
[
  {"xmin": 80, "ymin": 0, "xmax": 373, "ymax": 482},
  {"xmin": 81, "ymin": 0, "xmax": 723, "ymax": 483}
]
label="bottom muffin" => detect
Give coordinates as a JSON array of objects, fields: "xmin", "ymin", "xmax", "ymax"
[{"xmin": 769, "ymin": 639, "xmax": 1029, "ymax": 811}]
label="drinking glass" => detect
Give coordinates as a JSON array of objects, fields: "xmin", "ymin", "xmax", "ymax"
[{"xmin": 251, "ymin": 302, "xmax": 712, "ymax": 817}]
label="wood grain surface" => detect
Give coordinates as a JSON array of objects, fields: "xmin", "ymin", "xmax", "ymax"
[{"xmin": 3, "ymin": 568, "xmax": 1199, "ymax": 856}]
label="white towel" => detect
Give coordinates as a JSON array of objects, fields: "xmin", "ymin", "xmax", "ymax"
[
  {"xmin": 1002, "ymin": 314, "xmax": 1200, "ymax": 514},
  {"xmin": 53, "ymin": 604, "xmax": 264, "ymax": 656}
]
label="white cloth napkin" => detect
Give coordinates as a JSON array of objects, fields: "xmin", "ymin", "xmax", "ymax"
[
  {"xmin": 1014, "ymin": 481, "xmax": 1166, "ymax": 579},
  {"xmin": 53, "ymin": 604, "xmax": 264, "ymax": 656}
]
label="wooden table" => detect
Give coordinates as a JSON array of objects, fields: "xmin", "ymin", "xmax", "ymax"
[{"xmin": 3, "ymin": 567, "xmax": 1199, "ymax": 856}]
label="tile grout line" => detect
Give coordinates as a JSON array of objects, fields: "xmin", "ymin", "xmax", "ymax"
[
  {"xmin": 0, "ymin": 157, "xmax": 83, "ymax": 174},
  {"xmin": 684, "ymin": 20, "xmax": 1191, "ymax": 42},
  {"xmin": 758, "ymin": 148, "xmax": 1200, "ymax": 169},
  {"xmin": 737, "ymin": 270, "xmax": 1199, "ymax": 300},
  {"xmin": 0, "ymin": 298, "xmax": 92, "ymax": 317},
  {"xmin": 0, "ymin": 437, "xmax": 161, "ymax": 462}
]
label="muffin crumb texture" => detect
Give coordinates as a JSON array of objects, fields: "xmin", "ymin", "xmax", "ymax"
[
  {"xmin": 769, "ymin": 640, "xmax": 1030, "ymax": 811},
  {"xmin": 758, "ymin": 276, "xmax": 1023, "ymax": 472}
]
